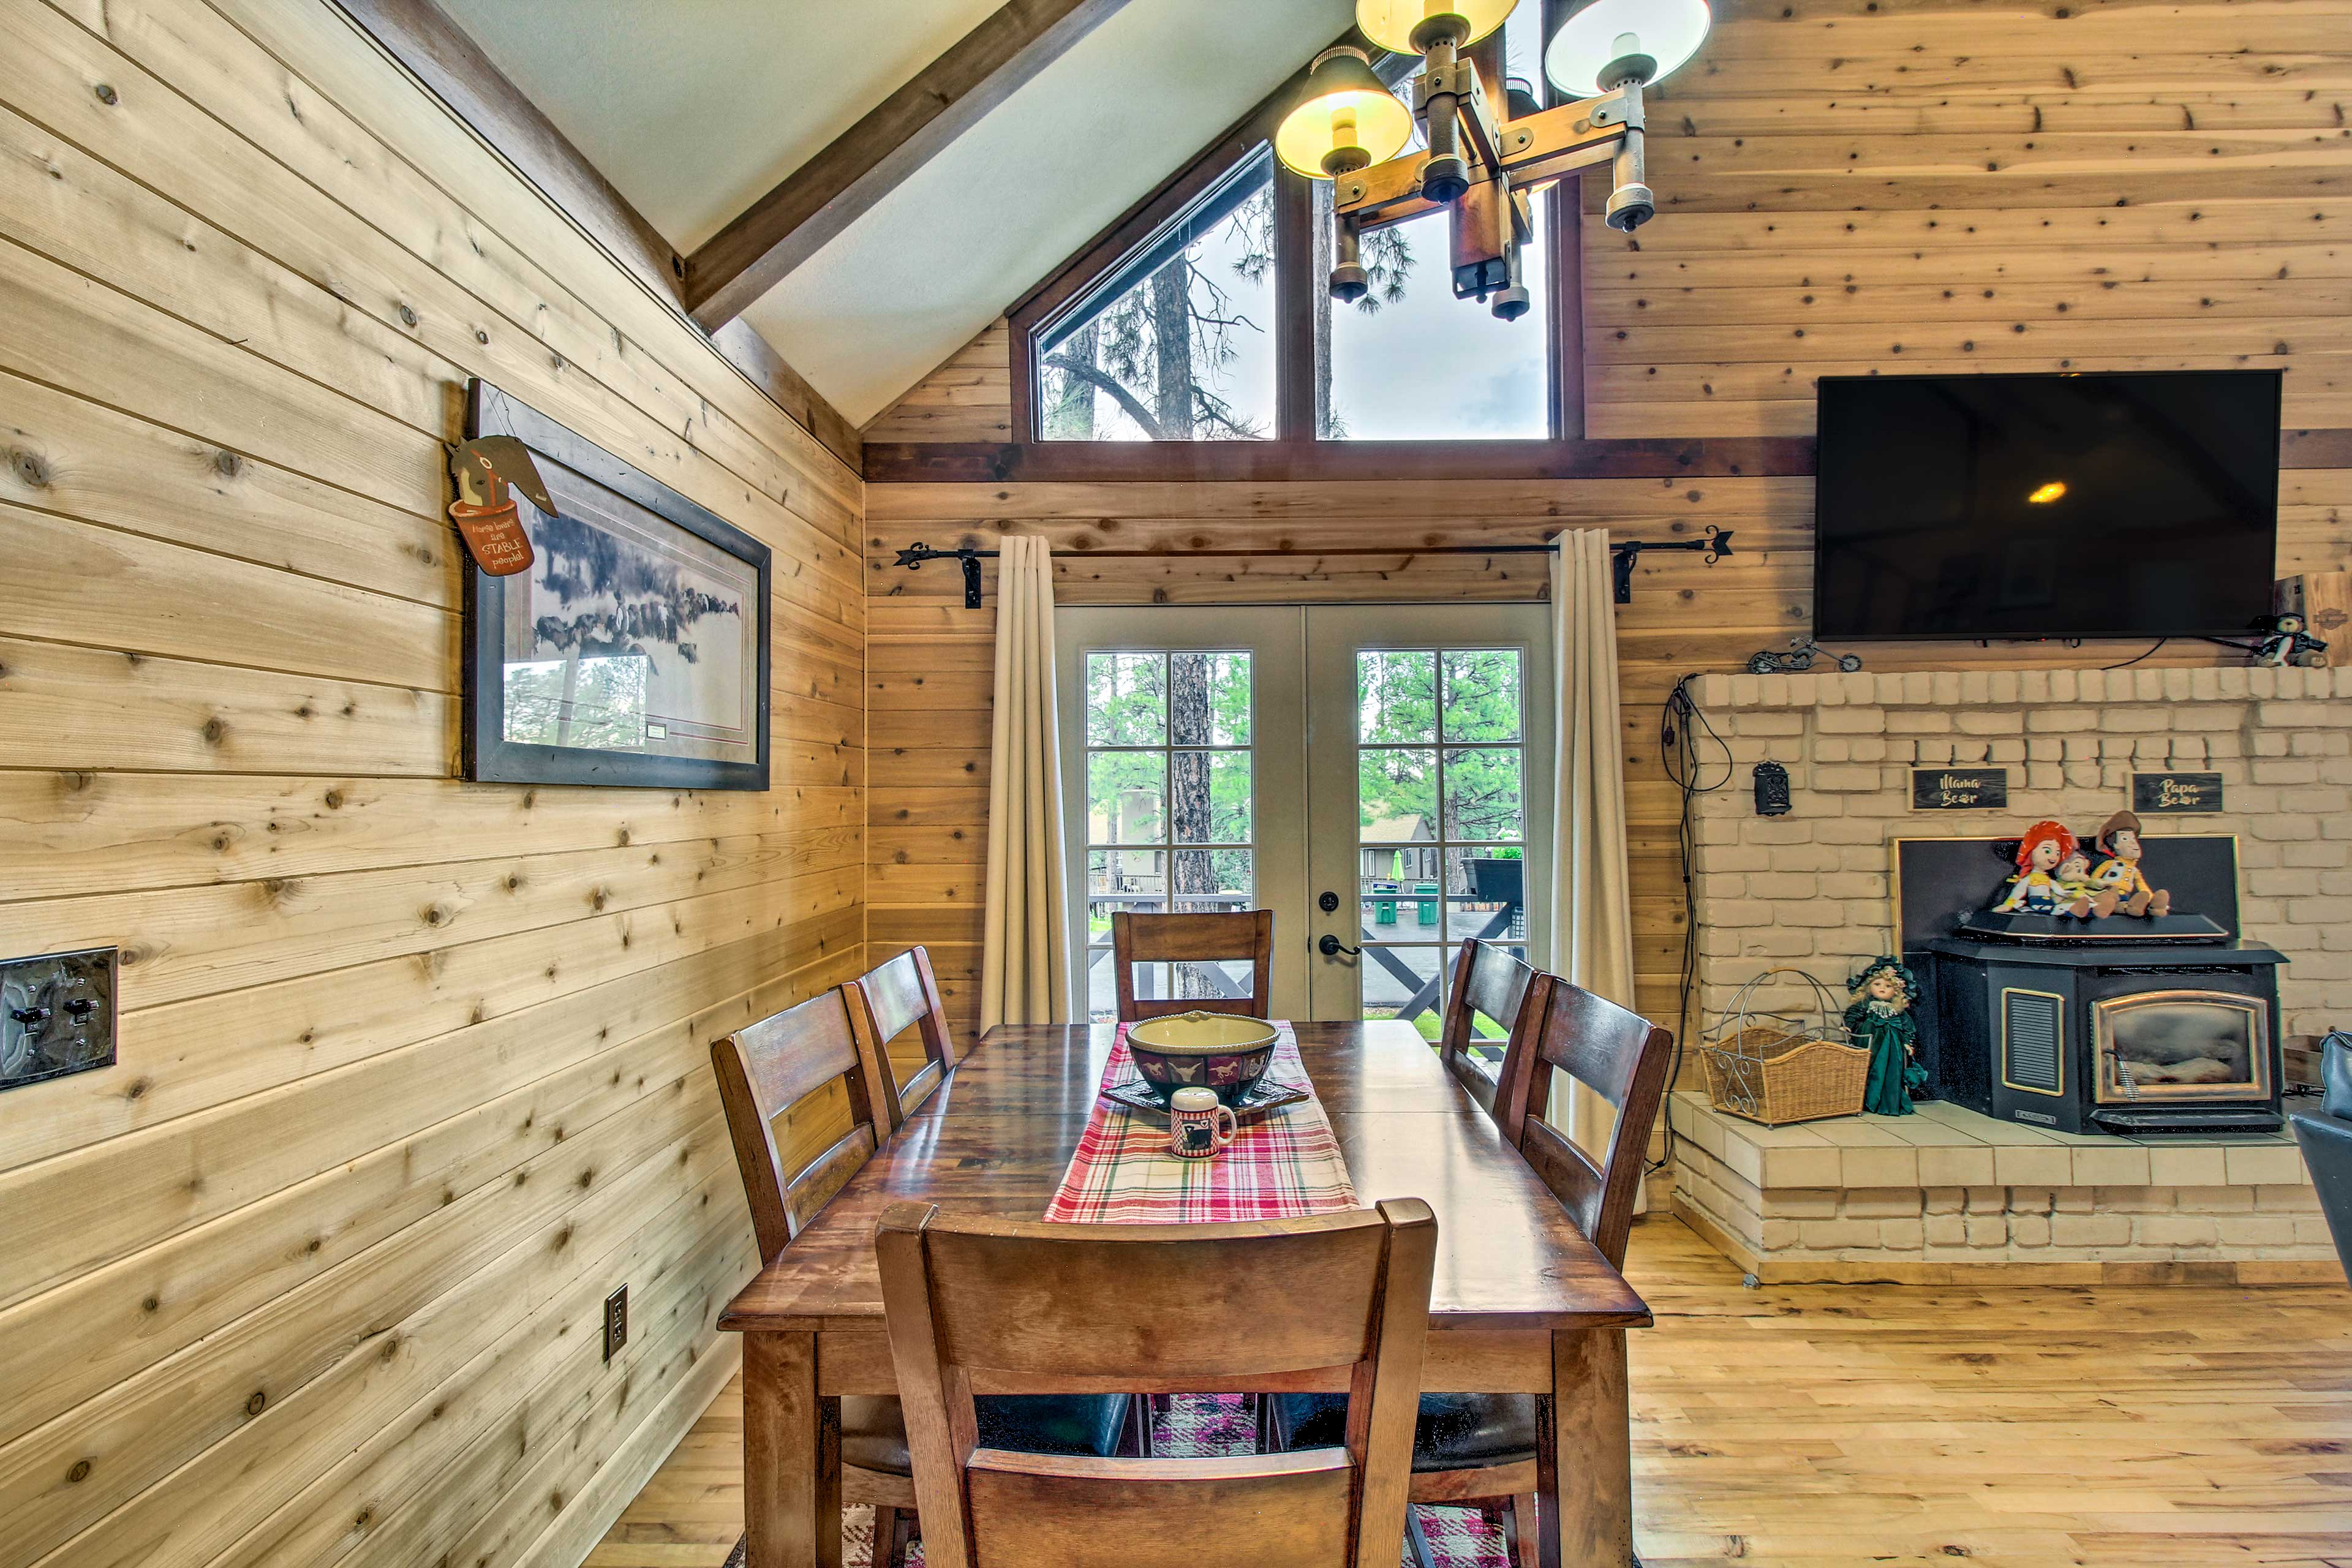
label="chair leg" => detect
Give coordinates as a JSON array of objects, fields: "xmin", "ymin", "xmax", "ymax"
[
  {"xmin": 1403, "ymin": 1507, "xmax": 1438, "ymax": 1568},
  {"xmin": 1121, "ymin": 1392, "xmax": 1153, "ymax": 1458},
  {"xmin": 1507, "ymin": 1493, "xmax": 1542, "ymax": 1568},
  {"xmin": 878, "ymin": 1506, "xmax": 914, "ymax": 1568}
]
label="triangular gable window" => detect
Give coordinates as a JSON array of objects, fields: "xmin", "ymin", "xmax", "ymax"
[
  {"xmin": 1035, "ymin": 149, "xmax": 1279, "ymax": 441},
  {"xmin": 1017, "ymin": 12, "xmax": 1562, "ymax": 445}
]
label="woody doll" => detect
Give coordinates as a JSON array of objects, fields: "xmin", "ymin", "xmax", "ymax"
[{"xmin": 2090, "ymin": 809, "xmax": 2171, "ymax": 917}]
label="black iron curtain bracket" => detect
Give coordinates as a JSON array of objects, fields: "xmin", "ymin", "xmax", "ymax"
[
  {"xmin": 889, "ymin": 527, "xmax": 1731, "ymax": 609},
  {"xmin": 894, "ymin": 543, "xmax": 993, "ymax": 608}
]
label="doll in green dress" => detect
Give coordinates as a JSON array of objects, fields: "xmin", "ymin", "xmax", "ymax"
[{"xmin": 1845, "ymin": 956, "xmax": 1926, "ymax": 1117}]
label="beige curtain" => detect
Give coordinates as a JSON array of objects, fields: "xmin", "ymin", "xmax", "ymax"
[
  {"xmin": 979, "ymin": 535, "xmax": 1074, "ymax": 1030},
  {"xmin": 1548, "ymin": 531, "xmax": 1642, "ymax": 1198}
]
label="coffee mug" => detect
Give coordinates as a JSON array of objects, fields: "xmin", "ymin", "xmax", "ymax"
[{"xmin": 1167, "ymin": 1086, "xmax": 1238, "ymax": 1160}]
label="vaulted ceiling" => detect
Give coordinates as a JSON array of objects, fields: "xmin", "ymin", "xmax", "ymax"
[{"xmin": 439, "ymin": 0, "xmax": 1353, "ymax": 428}]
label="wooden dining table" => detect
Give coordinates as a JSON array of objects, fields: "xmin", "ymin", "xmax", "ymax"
[{"xmin": 718, "ymin": 1019, "xmax": 1651, "ymax": 1568}]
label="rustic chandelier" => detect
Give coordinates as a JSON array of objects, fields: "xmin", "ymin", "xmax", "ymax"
[{"xmin": 1275, "ymin": 0, "xmax": 1711, "ymax": 319}]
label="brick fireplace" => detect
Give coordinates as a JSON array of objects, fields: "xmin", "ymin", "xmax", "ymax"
[{"xmin": 1670, "ymin": 664, "xmax": 2347, "ymax": 1280}]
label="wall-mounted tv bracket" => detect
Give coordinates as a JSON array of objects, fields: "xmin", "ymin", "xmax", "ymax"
[{"xmin": 891, "ymin": 526, "xmax": 1732, "ymax": 609}]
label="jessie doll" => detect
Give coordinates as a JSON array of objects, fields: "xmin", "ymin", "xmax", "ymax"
[{"xmin": 1994, "ymin": 820, "xmax": 2076, "ymax": 914}]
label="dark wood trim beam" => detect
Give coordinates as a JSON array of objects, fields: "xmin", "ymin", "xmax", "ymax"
[
  {"xmin": 683, "ymin": 0, "xmax": 1136, "ymax": 331},
  {"xmin": 328, "ymin": 0, "xmax": 863, "ymax": 469},
  {"xmin": 862, "ymin": 436, "xmax": 1817, "ymax": 484},
  {"xmin": 865, "ymin": 427, "xmax": 2352, "ymax": 484}
]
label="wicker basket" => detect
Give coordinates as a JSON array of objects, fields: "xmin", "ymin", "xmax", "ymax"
[{"xmin": 1698, "ymin": 968, "xmax": 1871, "ymax": 1126}]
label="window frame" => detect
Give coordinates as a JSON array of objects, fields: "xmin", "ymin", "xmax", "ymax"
[{"xmin": 1006, "ymin": 17, "xmax": 1583, "ymax": 450}]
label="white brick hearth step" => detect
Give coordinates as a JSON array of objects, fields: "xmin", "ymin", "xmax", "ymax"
[{"xmin": 1668, "ymin": 1092, "xmax": 2334, "ymax": 1286}]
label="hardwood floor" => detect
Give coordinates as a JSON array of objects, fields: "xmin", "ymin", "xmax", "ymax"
[{"xmin": 590, "ymin": 1218, "xmax": 2352, "ymax": 1567}]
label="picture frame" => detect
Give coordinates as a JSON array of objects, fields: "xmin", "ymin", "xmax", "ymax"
[{"xmin": 460, "ymin": 380, "xmax": 771, "ymax": 791}]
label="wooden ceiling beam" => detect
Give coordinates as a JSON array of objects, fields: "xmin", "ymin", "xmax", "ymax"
[
  {"xmin": 681, "ymin": 0, "xmax": 1137, "ymax": 331},
  {"xmin": 329, "ymin": 0, "xmax": 864, "ymax": 469}
]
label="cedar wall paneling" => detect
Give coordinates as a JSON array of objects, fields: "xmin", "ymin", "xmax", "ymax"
[
  {"xmin": 864, "ymin": 0, "xmax": 2352, "ymax": 1049},
  {"xmin": 0, "ymin": 3, "xmax": 862, "ymax": 1566}
]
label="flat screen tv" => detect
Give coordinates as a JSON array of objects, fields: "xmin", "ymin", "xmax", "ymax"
[{"xmin": 1813, "ymin": 369, "xmax": 2282, "ymax": 641}]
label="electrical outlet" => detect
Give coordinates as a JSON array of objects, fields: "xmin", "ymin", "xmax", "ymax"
[{"xmin": 603, "ymin": 1285, "xmax": 628, "ymax": 1362}]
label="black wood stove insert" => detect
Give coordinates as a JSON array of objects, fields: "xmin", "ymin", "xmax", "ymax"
[{"xmin": 1898, "ymin": 835, "xmax": 2288, "ymax": 1136}]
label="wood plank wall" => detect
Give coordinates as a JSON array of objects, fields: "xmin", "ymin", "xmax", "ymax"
[
  {"xmin": 864, "ymin": 0, "xmax": 2352, "ymax": 1047},
  {"xmin": 0, "ymin": 3, "xmax": 863, "ymax": 1566}
]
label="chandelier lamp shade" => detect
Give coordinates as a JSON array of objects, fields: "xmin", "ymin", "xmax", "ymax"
[
  {"xmin": 1545, "ymin": 0, "xmax": 1714, "ymax": 94},
  {"xmin": 1354, "ymin": 0, "xmax": 1520, "ymax": 54},
  {"xmin": 1274, "ymin": 47, "xmax": 1416, "ymax": 179},
  {"xmin": 1275, "ymin": 0, "xmax": 1714, "ymax": 317}
]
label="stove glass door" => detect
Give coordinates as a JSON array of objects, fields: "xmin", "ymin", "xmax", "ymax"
[{"xmin": 2092, "ymin": 990, "xmax": 2269, "ymax": 1104}]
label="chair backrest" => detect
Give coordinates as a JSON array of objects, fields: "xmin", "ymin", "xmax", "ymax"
[
  {"xmin": 1438, "ymin": 939, "xmax": 1551, "ymax": 1129},
  {"xmin": 1507, "ymin": 980, "xmax": 1675, "ymax": 1270},
  {"xmin": 843, "ymin": 946, "xmax": 959, "ymax": 1133},
  {"xmin": 876, "ymin": 1200, "xmax": 1436, "ymax": 1568},
  {"xmin": 1109, "ymin": 909, "xmax": 1276, "ymax": 1022},
  {"xmin": 710, "ymin": 990, "xmax": 886, "ymax": 1263}
]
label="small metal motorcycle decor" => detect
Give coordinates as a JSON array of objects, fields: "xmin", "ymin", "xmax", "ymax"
[{"xmin": 1746, "ymin": 637, "xmax": 1864, "ymax": 676}]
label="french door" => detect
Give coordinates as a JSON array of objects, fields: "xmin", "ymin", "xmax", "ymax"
[{"xmin": 1057, "ymin": 605, "xmax": 1553, "ymax": 1024}]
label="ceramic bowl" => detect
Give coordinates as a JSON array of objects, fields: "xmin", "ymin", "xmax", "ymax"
[{"xmin": 1125, "ymin": 1011, "xmax": 1280, "ymax": 1107}]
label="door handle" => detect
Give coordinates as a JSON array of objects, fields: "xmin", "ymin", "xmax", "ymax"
[{"xmin": 1318, "ymin": 933, "xmax": 1361, "ymax": 959}]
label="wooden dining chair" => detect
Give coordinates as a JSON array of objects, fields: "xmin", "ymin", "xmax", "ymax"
[
  {"xmin": 1273, "ymin": 978, "xmax": 1674, "ymax": 1568},
  {"xmin": 713, "ymin": 993, "xmax": 1137, "ymax": 1567},
  {"xmin": 1436, "ymin": 938, "xmax": 1553, "ymax": 1129},
  {"xmin": 876, "ymin": 1200, "xmax": 1438, "ymax": 1568},
  {"xmin": 1109, "ymin": 908, "xmax": 1275, "ymax": 1021},
  {"xmin": 843, "ymin": 946, "xmax": 959, "ymax": 1135}
]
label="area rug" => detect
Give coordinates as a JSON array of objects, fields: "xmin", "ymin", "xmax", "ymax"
[{"xmin": 721, "ymin": 1395, "xmax": 1513, "ymax": 1567}]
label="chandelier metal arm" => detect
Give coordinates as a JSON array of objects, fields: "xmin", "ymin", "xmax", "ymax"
[{"xmin": 1334, "ymin": 87, "xmax": 1631, "ymax": 232}]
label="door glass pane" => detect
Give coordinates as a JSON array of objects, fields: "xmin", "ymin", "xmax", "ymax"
[
  {"xmin": 1084, "ymin": 945, "xmax": 1118, "ymax": 1019},
  {"xmin": 1170, "ymin": 652, "xmax": 1251, "ymax": 745},
  {"xmin": 1169, "ymin": 959, "xmax": 1259, "ymax": 1002},
  {"xmin": 1359, "ymin": 748, "xmax": 1437, "ymax": 840},
  {"xmin": 1442, "ymin": 747, "xmax": 1523, "ymax": 841},
  {"xmin": 1083, "ymin": 644, "xmax": 1256, "ymax": 1022},
  {"xmin": 1089, "ymin": 752, "xmax": 1167, "ymax": 845},
  {"xmin": 1441, "ymin": 650, "xmax": 1523, "ymax": 742},
  {"xmin": 1090, "ymin": 848, "xmax": 1165, "ymax": 903},
  {"xmin": 1170, "ymin": 848, "xmax": 1253, "ymax": 910},
  {"xmin": 1352, "ymin": 646, "xmax": 1532, "ymax": 1032},
  {"xmin": 1357, "ymin": 651, "xmax": 1437, "ymax": 743},
  {"xmin": 1360, "ymin": 863, "xmax": 1444, "ymax": 935},
  {"xmin": 1087, "ymin": 652, "xmax": 1167, "ymax": 745},
  {"xmin": 1170, "ymin": 751, "xmax": 1251, "ymax": 843},
  {"xmin": 1360, "ymin": 946, "xmax": 1444, "ymax": 1035}
]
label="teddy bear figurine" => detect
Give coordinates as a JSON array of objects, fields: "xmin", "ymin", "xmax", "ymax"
[{"xmin": 2054, "ymin": 846, "xmax": 2119, "ymax": 919}]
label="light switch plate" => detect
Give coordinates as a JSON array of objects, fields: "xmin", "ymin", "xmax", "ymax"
[
  {"xmin": 603, "ymin": 1285, "xmax": 628, "ymax": 1362},
  {"xmin": 1, "ymin": 946, "xmax": 117, "ymax": 1091}
]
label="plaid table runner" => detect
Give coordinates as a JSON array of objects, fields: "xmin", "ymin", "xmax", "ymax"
[{"xmin": 1041, "ymin": 1023, "xmax": 1359, "ymax": 1223}]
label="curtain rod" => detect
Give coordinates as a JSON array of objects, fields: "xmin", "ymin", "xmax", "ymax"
[{"xmin": 891, "ymin": 527, "xmax": 1730, "ymax": 608}]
